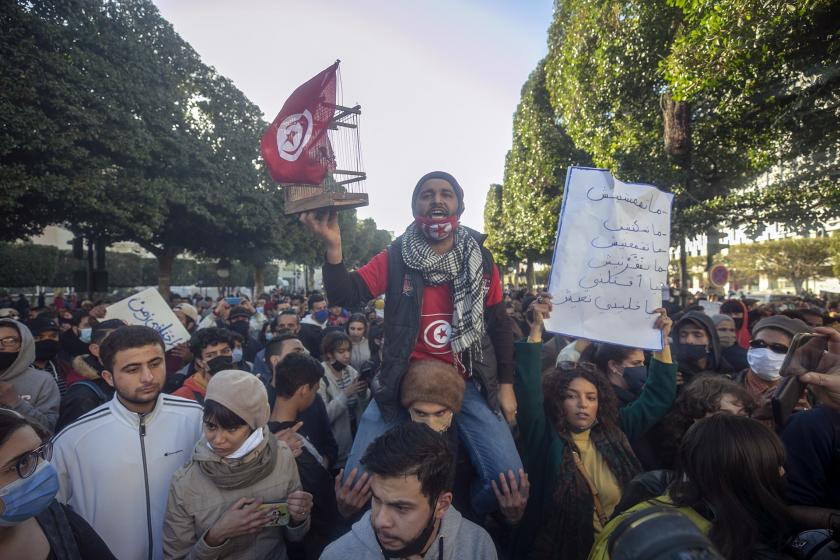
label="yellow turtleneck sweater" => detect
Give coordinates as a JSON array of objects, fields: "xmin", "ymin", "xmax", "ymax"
[{"xmin": 571, "ymin": 429, "xmax": 622, "ymax": 533}]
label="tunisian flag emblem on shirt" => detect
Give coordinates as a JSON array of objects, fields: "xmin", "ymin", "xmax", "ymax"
[{"xmin": 261, "ymin": 62, "xmax": 338, "ymax": 185}]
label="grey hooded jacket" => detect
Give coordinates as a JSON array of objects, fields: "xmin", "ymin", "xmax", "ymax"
[
  {"xmin": 0, "ymin": 319, "xmax": 60, "ymax": 431},
  {"xmin": 320, "ymin": 505, "xmax": 497, "ymax": 560}
]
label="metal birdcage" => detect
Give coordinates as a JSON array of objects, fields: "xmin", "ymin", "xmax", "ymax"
[{"xmin": 282, "ymin": 102, "xmax": 368, "ymax": 214}]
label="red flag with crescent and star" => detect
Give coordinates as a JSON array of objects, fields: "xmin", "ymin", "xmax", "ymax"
[{"xmin": 261, "ymin": 62, "xmax": 338, "ymax": 185}]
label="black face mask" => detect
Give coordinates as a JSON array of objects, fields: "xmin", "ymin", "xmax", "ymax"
[
  {"xmin": 733, "ymin": 317, "xmax": 744, "ymax": 330},
  {"xmin": 229, "ymin": 322, "xmax": 249, "ymax": 337},
  {"xmin": 0, "ymin": 351, "xmax": 18, "ymax": 371},
  {"xmin": 331, "ymin": 360, "xmax": 347, "ymax": 372},
  {"xmin": 206, "ymin": 355, "xmax": 233, "ymax": 376},
  {"xmin": 35, "ymin": 339, "xmax": 60, "ymax": 362},
  {"xmin": 674, "ymin": 343, "xmax": 709, "ymax": 375},
  {"xmin": 60, "ymin": 330, "xmax": 90, "ymax": 357},
  {"xmin": 376, "ymin": 501, "xmax": 439, "ymax": 559}
]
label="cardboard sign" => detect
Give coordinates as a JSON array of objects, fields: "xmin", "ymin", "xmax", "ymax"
[
  {"xmin": 699, "ymin": 300, "xmax": 722, "ymax": 316},
  {"xmin": 545, "ymin": 167, "xmax": 674, "ymax": 350},
  {"xmin": 106, "ymin": 288, "xmax": 190, "ymax": 350}
]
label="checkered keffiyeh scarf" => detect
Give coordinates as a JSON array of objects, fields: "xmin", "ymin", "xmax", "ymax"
[{"xmin": 401, "ymin": 224, "xmax": 486, "ymax": 355}]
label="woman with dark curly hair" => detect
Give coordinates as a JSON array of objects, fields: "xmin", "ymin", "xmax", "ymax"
[
  {"xmin": 511, "ymin": 299, "xmax": 677, "ymax": 560},
  {"xmin": 650, "ymin": 374, "xmax": 756, "ymax": 469},
  {"xmin": 591, "ymin": 414, "xmax": 793, "ymax": 560}
]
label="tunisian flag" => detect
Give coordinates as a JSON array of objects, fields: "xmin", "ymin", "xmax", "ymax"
[{"xmin": 261, "ymin": 62, "xmax": 338, "ymax": 185}]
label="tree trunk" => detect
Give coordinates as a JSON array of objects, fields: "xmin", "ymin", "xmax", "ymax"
[
  {"xmin": 679, "ymin": 236, "xmax": 689, "ymax": 308},
  {"xmin": 792, "ymin": 277, "xmax": 804, "ymax": 295},
  {"xmin": 253, "ymin": 265, "xmax": 265, "ymax": 298},
  {"xmin": 526, "ymin": 260, "xmax": 535, "ymax": 293},
  {"xmin": 157, "ymin": 249, "xmax": 178, "ymax": 301},
  {"xmin": 86, "ymin": 237, "xmax": 95, "ymax": 300}
]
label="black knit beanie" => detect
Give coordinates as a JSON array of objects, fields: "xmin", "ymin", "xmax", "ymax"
[{"xmin": 411, "ymin": 171, "xmax": 465, "ymax": 217}]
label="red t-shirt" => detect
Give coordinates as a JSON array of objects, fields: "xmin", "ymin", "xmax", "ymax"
[{"xmin": 357, "ymin": 249, "xmax": 502, "ymax": 367}]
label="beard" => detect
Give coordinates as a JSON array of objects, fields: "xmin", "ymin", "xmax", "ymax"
[{"xmin": 375, "ymin": 506, "xmax": 440, "ymax": 559}]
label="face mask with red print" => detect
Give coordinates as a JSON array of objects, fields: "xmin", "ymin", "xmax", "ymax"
[{"xmin": 415, "ymin": 215, "xmax": 459, "ymax": 241}]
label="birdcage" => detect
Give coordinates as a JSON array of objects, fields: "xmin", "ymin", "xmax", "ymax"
[{"xmin": 281, "ymin": 103, "xmax": 368, "ymax": 214}]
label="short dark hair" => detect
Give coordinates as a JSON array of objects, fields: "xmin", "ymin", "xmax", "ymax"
[
  {"xmin": 91, "ymin": 319, "xmax": 126, "ymax": 345},
  {"xmin": 320, "ymin": 330, "xmax": 350, "ymax": 358},
  {"xmin": 203, "ymin": 399, "xmax": 248, "ymax": 430},
  {"xmin": 308, "ymin": 293, "xmax": 325, "ymax": 310},
  {"xmin": 274, "ymin": 353, "xmax": 324, "ymax": 398},
  {"xmin": 99, "ymin": 325, "xmax": 165, "ymax": 372},
  {"xmin": 189, "ymin": 327, "xmax": 234, "ymax": 357},
  {"xmin": 265, "ymin": 333, "xmax": 302, "ymax": 360},
  {"xmin": 278, "ymin": 309, "xmax": 299, "ymax": 321},
  {"xmin": 720, "ymin": 300, "xmax": 743, "ymax": 315},
  {"xmin": 361, "ymin": 422, "xmax": 455, "ymax": 505},
  {"xmin": 591, "ymin": 343, "xmax": 639, "ymax": 376},
  {"xmin": 346, "ymin": 313, "xmax": 367, "ymax": 332}
]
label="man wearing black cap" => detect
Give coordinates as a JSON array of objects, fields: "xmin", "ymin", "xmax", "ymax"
[
  {"xmin": 54, "ymin": 319, "xmax": 123, "ymax": 431},
  {"xmin": 28, "ymin": 315, "xmax": 69, "ymax": 396},
  {"xmin": 301, "ymin": 171, "xmax": 521, "ymax": 515}
]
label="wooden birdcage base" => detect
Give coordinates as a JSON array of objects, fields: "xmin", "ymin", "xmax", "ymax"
[{"xmin": 283, "ymin": 192, "xmax": 369, "ymax": 215}]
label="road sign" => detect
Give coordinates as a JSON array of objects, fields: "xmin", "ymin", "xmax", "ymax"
[{"xmin": 709, "ymin": 264, "xmax": 729, "ymax": 287}]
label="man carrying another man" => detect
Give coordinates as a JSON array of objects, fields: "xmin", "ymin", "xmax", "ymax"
[{"xmin": 302, "ymin": 171, "xmax": 521, "ymax": 514}]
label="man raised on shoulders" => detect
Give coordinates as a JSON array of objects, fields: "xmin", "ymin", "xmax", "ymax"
[{"xmin": 301, "ymin": 171, "xmax": 520, "ymax": 515}]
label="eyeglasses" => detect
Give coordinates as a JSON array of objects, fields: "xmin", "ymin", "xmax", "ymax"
[
  {"xmin": 749, "ymin": 339, "xmax": 789, "ymax": 355},
  {"xmin": 0, "ymin": 336, "xmax": 21, "ymax": 349},
  {"xmin": 1, "ymin": 441, "xmax": 53, "ymax": 479},
  {"xmin": 557, "ymin": 361, "xmax": 598, "ymax": 373}
]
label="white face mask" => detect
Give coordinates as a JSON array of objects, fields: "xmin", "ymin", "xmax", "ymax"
[
  {"xmin": 207, "ymin": 426, "xmax": 264, "ymax": 459},
  {"xmin": 747, "ymin": 348, "xmax": 786, "ymax": 381}
]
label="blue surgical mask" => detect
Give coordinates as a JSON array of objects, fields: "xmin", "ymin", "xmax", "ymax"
[
  {"xmin": 79, "ymin": 328, "xmax": 92, "ymax": 344},
  {"xmin": 0, "ymin": 461, "xmax": 59, "ymax": 526},
  {"xmin": 265, "ymin": 332, "xmax": 275, "ymax": 342},
  {"xmin": 232, "ymin": 348, "xmax": 244, "ymax": 363},
  {"xmin": 313, "ymin": 309, "xmax": 329, "ymax": 323},
  {"xmin": 622, "ymin": 365, "xmax": 648, "ymax": 395},
  {"xmin": 256, "ymin": 306, "xmax": 265, "ymax": 315}
]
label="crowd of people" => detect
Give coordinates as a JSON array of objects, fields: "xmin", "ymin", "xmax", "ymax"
[{"xmin": 1, "ymin": 171, "xmax": 840, "ymax": 559}]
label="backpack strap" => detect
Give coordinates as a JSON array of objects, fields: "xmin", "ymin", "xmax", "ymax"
[
  {"xmin": 75, "ymin": 380, "xmax": 107, "ymax": 403},
  {"xmin": 192, "ymin": 391, "xmax": 205, "ymax": 405}
]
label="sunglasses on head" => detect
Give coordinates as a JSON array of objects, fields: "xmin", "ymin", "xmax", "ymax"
[{"xmin": 748, "ymin": 339, "xmax": 789, "ymax": 355}]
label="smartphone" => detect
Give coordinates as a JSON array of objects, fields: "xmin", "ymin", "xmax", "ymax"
[
  {"xmin": 225, "ymin": 296, "xmax": 241, "ymax": 306},
  {"xmin": 772, "ymin": 333, "xmax": 828, "ymax": 428},
  {"xmin": 257, "ymin": 502, "xmax": 290, "ymax": 526}
]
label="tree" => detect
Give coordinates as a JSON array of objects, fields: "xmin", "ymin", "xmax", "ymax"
[
  {"xmin": 1, "ymin": 0, "xmax": 315, "ymax": 299},
  {"xmin": 663, "ymin": 0, "xmax": 840, "ymax": 236},
  {"xmin": 487, "ymin": 60, "xmax": 591, "ymax": 270},
  {"xmin": 725, "ymin": 237, "xmax": 832, "ymax": 294}
]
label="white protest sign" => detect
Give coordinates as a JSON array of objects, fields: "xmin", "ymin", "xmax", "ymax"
[
  {"xmin": 545, "ymin": 167, "xmax": 674, "ymax": 350},
  {"xmin": 699, "ymin": 300, "xmax": 722, "ymax": 316},
  {"xmin": 106, "ymin": 287, "xmax": 190, "ymax": 350}
]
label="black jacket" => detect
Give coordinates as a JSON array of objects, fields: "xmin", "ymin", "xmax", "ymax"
[{"xmin": 323, "ymin": 227, "xmax": 514, "ymax": 420}]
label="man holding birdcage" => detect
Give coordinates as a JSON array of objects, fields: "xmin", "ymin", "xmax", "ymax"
[{"xmin": 301, "ymin": 171, "xmax": 523, "ymax": 515}]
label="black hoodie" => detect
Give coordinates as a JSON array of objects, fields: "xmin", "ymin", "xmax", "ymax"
[{"xmin": 672, "ymin": 311, "xmax": 735, "ymax": 380}]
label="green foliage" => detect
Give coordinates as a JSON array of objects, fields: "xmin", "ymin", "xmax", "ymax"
[
  {"xmin": 663, "ymin": 0, "xmax": 840, "ymax": 235},
  {"xmin": 491, "ymin": 0, "xmax": 838, "ymax": 262},
  {"xmin": 485, "ymin": 60, "xmax": 591, "ymax": 265},
  {"xmin": 0, "ymin": 0, "xmax": 391, "ymax": 296},
  {"xmin": 0, "ymin": 244, "xmax": 61, "ymax": 287},
  {"xmin": 828, "ymin": 231, "xmax": 840, "ymax": 279},
  {"xmin": 0, "ymin": 242, "xmax": 280, "ymax": 290},
  {"xmin": 724, "ymin": 237, "xmax": 832, "ymax": 294}
]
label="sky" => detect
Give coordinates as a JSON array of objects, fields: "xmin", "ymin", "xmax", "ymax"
[{"xmin": 153, "ymin": 0, "xmax": 553, "ymax": 234}]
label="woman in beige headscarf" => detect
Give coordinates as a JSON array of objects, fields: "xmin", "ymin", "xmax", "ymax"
[{"xmin": 163, "ymin": 370, "xmax": 312, "ymax": 560}]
